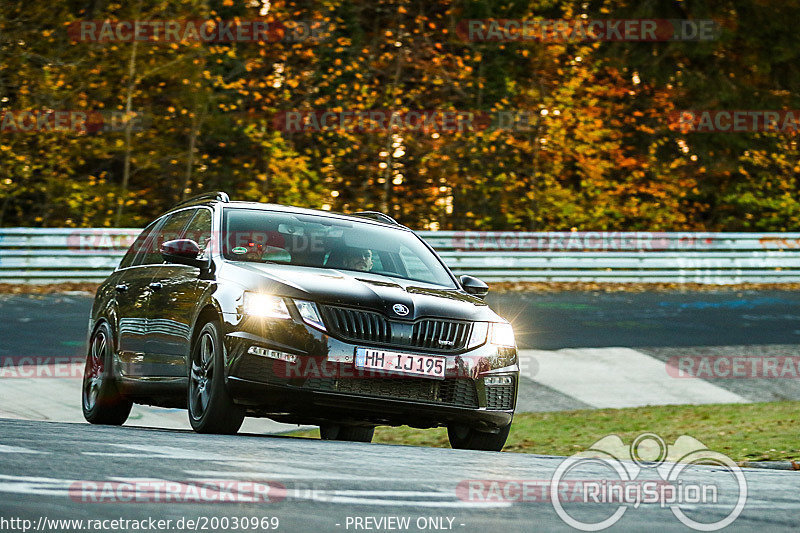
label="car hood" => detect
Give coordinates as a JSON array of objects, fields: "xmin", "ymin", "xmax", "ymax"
[{"xmin": 220, "ymin": 261, "xmax": 499, "ymax": 322}]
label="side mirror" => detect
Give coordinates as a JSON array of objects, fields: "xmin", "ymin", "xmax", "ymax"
[
  {"xmin": 160, "ymin": 239, "xmax": 208, "ymax": 269},
  {"xmin": 460, "ymin": 275, "xmax": 489, "ymax": 299}
]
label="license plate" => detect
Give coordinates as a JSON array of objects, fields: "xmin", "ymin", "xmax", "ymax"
[{"xmin": 354, "ymin": 348, "xmax": 445, "ymax": 379}]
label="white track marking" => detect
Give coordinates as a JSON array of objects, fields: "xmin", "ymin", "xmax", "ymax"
[
  {"xmin": 518, "ymin": 348, "xmax": 749, "ymax": 409},
  {"xmin": 183, "ymin": 469, "xmax": 396, "ymax": 481},
  {"xmin": 0, "ymin": 369, "xmax": 303, "ymax": 433},
  {"xmin": 0, "ymin": 444, "xmax": 48, "ymax": 454},
  {"xmin": 289, "ymin": 495, "xmax": 510, "ymax": 508},
  {"xmin": 83, "ymin": 444, "xmax": 230, "ymax": 461},
  {"xmin": 0, "ymin": 474, "xmax": 77, "ymax": 497},
  {"xmin": 0, "ymin": 474, "xmax": 507, "ymax": 509}
]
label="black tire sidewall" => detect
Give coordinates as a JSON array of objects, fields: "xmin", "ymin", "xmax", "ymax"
[
  {"xmin": 338, "ymin": 426, "xmax": 374, "ymax": 443},
  {"xmin": 188, "ymin": 320, "xmax": 243, "ymax": 433},
  {"xmin": 82, "ymin": 322, "xmax": 131, "ymax": 424},
  {"xmin": 319, "ymin": 423, "xmax": 341, "ymax": 440},
  {"xmin": 319, "ymin": 424, "xmax": 374, "ymax": 442},
  {"xmin": 448, "ymin": 422, "xmax": 511, "ymax": 451}
]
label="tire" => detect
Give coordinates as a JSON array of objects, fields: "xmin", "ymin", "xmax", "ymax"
[
  {"xmin": 82, "ymin": 322, "xmax": 133, "ymax": 425},
  {"xmin": 319, "ymin": 423, "xmax": 375, "ymax": 443},
  {"xmin": 447, "ymin": 422, "xmax": 511, "ymax": 451},
  {"xmin": 188, "ymin": 321, "xmax": 244, "ymax": 434}
]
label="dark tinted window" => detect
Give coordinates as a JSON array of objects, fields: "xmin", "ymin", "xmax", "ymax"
[
  {"xmin": 118, "ymin": 221, "xmax": 160, "ymax": 270},
  {"xmin": 133, "ymin": 208, "xmax": 196, "ymax": 267},
  {"xmin": 222, "ymin": 208, "xmax": 455, "ymax": 287}
]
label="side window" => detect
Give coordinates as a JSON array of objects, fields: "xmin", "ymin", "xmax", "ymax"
[
  {"xmin": 118, "ymin": 221, "xmax": 159, "ymax": 270},
  {"xmin": 185, "ymin": 209, "xmax": 213, "ymax": 258},
  {"xmin": 133, "ymin": 209, "xmax": 195, "ymax": 266}
]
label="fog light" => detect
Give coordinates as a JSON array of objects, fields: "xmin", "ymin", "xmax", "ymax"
[
  {"xmin": 247, "ymin": 346, "xmax": 297, "ymax": 363},
  {"xmin": 485, "ymin": 375, "xmax": 514, "ymax": 386}
]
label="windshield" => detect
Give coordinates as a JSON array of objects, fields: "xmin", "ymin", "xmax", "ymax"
[{"xmin": 221, "ymin": 208, "xmax": 456, "ymax": 288}]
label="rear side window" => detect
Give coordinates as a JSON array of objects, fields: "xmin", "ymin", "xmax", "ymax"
[
  {"xmin": 133, "ymin": 209, "xmax": 196, "ymax": 267},
  {"xmin": 118, "ymin": 221, "xmax": 159, "ymax": 270}
]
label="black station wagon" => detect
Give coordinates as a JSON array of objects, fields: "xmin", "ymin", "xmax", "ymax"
[{"xmin": 82, "ymin": 192, "xmax": 518, "ymax": 450}]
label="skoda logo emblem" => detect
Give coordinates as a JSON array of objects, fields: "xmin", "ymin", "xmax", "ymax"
[{"xmin": 392, "ymin": 303, "xmax": 410, "ymax": 316}]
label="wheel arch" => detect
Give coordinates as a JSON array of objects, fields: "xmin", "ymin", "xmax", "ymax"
[
  {"xmin": 88, "ymin": 317, "xmax": 119, "ymax": 371},
  {"xmin": 189, "ymin": 303, "xmax": 224, "ymax": 357}
]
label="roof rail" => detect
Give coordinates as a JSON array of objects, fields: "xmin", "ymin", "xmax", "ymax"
[
  {"xmin": 351, "ymin": 211, "xmax": 401, "ymax": 226},
  {"xmin": 172, "ymin": 191, "xmax": 230, "ymax": 209}
]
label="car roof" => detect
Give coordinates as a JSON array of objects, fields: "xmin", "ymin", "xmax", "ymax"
[{"xmin": 164, "ymin": 198, "xmax": 412, "ymax": 231}]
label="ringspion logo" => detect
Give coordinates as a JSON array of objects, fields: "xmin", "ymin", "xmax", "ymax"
[{"xmin": 550, "ymin": 433, "xmax": 746, "ymax": 531}]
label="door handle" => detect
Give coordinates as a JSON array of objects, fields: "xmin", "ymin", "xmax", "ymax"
[
  {"xmin": 148, "ymin": 282, "xmax": 163, "ymax": 291},
  {"xmin": 115, "ymin": 284, "xmax": 128, "ymax": 293}
]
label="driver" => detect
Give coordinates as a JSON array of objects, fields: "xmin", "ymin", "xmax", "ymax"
[{"xmin": 342, "ymin": 248, "xmax": 373, "ymax": 272}]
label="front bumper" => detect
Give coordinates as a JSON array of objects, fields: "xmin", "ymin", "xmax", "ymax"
[
  {"xmin": 228, "ymin": 376, "xmax": 514, "ymax": 430},
  {"xmin": 221, "ymin": 314, "xmax": 518, "ymax": 430}
]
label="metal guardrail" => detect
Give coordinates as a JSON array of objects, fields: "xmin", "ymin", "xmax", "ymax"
[{"xmin": 1, "ymin": 228, "xmax": 800, "ymax": 284}]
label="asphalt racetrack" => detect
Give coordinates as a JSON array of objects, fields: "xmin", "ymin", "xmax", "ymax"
[
  {"xmin": 1, "ymin": 418, "xmax": 800, "ymax": 532},
  {"xmin": 3, "ymin": 290, "xmax": 800, "ymax": 356},
  {"xmin": 1, "ymin": 290, "xmax": 799, "ymax": 532}
]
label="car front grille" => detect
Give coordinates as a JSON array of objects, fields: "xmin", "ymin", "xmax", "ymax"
[
  {"xmin": 485, "ymin": 381, "xmax": 516, "ymax": 410},
  {"xmin": 321, "ymin": 305, "xmax": 473, "ymax": 352},
  {"xmin": 304, "ymin": 377, "xmax": 479, "ymax": 408},
  {"xmin": 411, "ymin": 319, "xmax": 472, "ymax": 350},
  {"xmin": 322, "ymin": 306, "xmax": 392, "ymax": 343}
]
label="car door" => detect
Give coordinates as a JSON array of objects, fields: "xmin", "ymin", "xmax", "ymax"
[
  {"xmin": 144, "ymin": 207, "xmax": 210, "ymax": 377},
  {"xmin": 114, "ymin": 218, "xmax": 166, "ymax": 378}
]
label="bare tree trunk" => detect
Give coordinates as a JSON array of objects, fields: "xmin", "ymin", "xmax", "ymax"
[
  {"xmin": 381, "ymin": 15, "xmax": 404, "ymax": 213},
  {"xmin": 114, "ymin": 37, "xmax": 138, "ymax": 227},
  {"xmin": 0, "ymin": 194, "xmax": 11, "ymax": 227},
  {"xmin": 180, "ymin": 108, "xmax": 201, "ymax": 201},
  {"xmin": 530, "ymin": 122, "xmax": 541, "ymax": 231}
]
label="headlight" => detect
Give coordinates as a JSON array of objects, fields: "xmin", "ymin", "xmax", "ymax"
[
  {"xmin": 489, "ymin": 322, "xmax": 515, "ymax": 348},
  {"xmin": 294, "ymin": 300, "xmax": 326, "ymax": 331},
  {"xmin": 468, "ymin": 322, "xmax": 489, "ymax": 348},
  {"xmin": 243, "ymin": 292, "xmax": 291, "ymax": 319}
]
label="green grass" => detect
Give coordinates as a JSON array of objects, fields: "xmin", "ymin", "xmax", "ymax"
[{"xmin": 286, "ymin": 401, "xmax": 800, "ymax": 462}]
